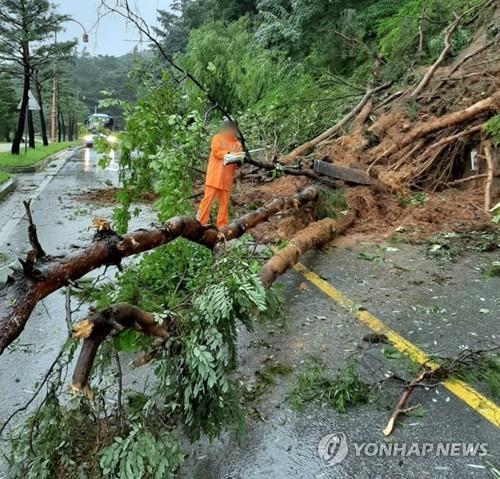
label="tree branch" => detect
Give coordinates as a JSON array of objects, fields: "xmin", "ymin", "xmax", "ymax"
[
  {"xmin": 0, "ymin": 187, "xmax": 318, "ymax": 354},
  {"xmin": 281, "ymin": 82, "xmax": 392, "ymax": 163}
]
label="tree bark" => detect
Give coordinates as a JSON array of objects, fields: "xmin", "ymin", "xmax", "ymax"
[
  {"xmin": 35, "ymin": 76, "xmax": 49, "ymax": 146},
  {"xmin": 28, "ymin": 110, "xmax": 35, "ymax": 149},
  {"xmin": 261, "ymin": 212, "xmax": 355, "ymax": 286},
  {"xmin": 12, "ymin": 44, "xmax": 30, "ymax": 155},
  {"xmin": 0, "ymin": 187, "xmax": 318, "ymax": 354}
]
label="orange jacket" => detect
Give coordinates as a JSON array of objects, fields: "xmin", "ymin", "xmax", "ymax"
[{"xmin": 204, "ymin": 132, "xmax": 242, "ymax": 192}]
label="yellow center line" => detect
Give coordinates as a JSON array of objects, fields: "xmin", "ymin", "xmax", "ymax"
[{"xmin": 293, "ymin": 262, "xmax": 500, "ymax": 428}]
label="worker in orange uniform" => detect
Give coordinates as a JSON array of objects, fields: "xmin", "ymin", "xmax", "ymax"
[{"xmin": 197, "ymin": 119, "xmax": 245, "ymax": 229}]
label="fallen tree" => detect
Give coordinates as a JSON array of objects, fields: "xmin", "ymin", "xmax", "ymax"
[
  {"xmin": 0, "ymin": 186, "xmax": 319, "ymax": 354},
  {"xmin": 281, "ymin": 82, "xmax": 392, "ymax": 164},
  {"xmin": 71, "ymin": 211, "xmax": 358, "ymax": 391},
  {"xmin": 372, "ymin": 91, "xmax": 500, "ymax": 166},
  {"xmin": 261, "ymin": 213, "xmax": 355, "ymax": 286}
]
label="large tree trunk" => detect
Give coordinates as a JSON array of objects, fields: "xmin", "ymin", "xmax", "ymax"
[
  {"xmin": 261, "ymin": 213, "xmax": 355, "ymax": 286},
  {"xmin": 28, "ymin": 110, "xmax": 35, "ymax": 149},
  {"xmin": 57, "ymin": 109, "xmax": 62, "ymax": 143},
  {"xmin": 12, "ymin": 44, "xmax": 30, "ymax": 155},
  {"xmin": 35, "ymin": 78, "xmax": 49, "ymax": 146},
  {"xmin": 61, "ymin": 111, "xmax": 66, "ymax": 141},
  {"xmin": 68, "ymin": 113, "xmax": 74, "ymax": 141},
  {"xmin": 0, "ymin": 187, "xmax": 318, "ymax": 354}
]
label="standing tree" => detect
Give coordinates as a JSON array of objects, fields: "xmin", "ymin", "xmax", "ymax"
[
  {"xmin": 33, "ymin": 67, "xmax": 53, "ymax": 145},
  {"xmin": 0, "ymin": 73, "xmax": 17, "ymax": 141},
  {"xmin": 0, "ymin": 0, "xmax": 74, "ymax": 154}
]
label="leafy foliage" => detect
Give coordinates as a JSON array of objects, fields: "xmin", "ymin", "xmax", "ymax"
[
  {"xmin": 454, "ymin": 354, "xmax": 500, "ymax": 402},
  {"xmin": 484, "ymin": 115, "xmax": 500, "ymax": 147},
  {"xmin": 0, "ymin": 73, "xmax": 17, "ymax": 141},
  {"xmin": 99, "ymin": 426, "xmax": 183, "ymax": 479},
  {"xmin": 288, "ymin": 358, "xmax": 370, "ymax": 412},
  {"xmin": 6, "ymin": 0, "xmax": 493, "ymax": 475},
  {"xmin": 491, "ymin": 202, "xmax": 500, "ymax": 224},
  {"xmin": 315, "ymin": 187, "xmax": 348, "ymax": 219},
  {"xmin": 9, "ymin": 240, "xmax": 282, "ymax": 477},
  {"xmin": 151, "ymin": 239, "xmax": 282, "ymax": 441}
]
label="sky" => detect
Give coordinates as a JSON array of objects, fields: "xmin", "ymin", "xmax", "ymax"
[{"xmin": 55, "ymin": 1, "xmax": 171, "ymax": 56}]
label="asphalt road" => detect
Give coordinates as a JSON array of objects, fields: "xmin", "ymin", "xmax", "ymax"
[
  {"xmin": 0, "ymin": 147, "xmax": 155, "ymax": 475},
  {"xmin": 181, "ymin": 243, "xmax": 500, "ymax": 478},
  {"xmin": 0, "ymin": 147, "xmax": 498, "ymax": 478}
]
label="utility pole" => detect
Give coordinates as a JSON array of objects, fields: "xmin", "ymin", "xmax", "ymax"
[
  {"xmin": 50, "ymin": 21, "xmax": 89, "ymax": 143},
  {"xmin": 50, "ymin": 33, "xmax": 57, "ymax": 143}
]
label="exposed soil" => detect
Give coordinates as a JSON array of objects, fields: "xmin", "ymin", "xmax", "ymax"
[
  {"xmin": 242, "ymin": 6, "xmax": 500, "ymax": 244},
  {"xmin": 75, "ymin": 187, "xmax": 159, "ymax": 205},
  {"xmin": 345, "ymin": 185, "xmax": 494, "ymax": 238}
]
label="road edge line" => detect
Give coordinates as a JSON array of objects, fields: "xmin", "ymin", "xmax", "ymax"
[{"xmin": 293, "ymin": 262, "xmax": 500, "ymax": 428}]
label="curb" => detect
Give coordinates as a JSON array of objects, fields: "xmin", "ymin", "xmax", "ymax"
[
  {"xmin": 0, "ymin": 146, "xmax": 81, "ymax": 174},
  {"xmin": 0, "ymin": 177, "xmax": 17, "ymax": 202}
]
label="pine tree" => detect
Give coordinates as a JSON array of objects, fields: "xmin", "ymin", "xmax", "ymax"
[
  {"xmin": 0, "ymin": 0, "xmax": 74, "ymax": 154},
  {"xmin": 0, "ymin": 73, "xmax": 17, "ymax": 142}
]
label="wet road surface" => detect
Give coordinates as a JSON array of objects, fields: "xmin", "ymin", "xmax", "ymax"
[
  {"xmin": 0, "ymin": 148, "xmax": 155, "ymax": 474},
  {"xmin": 181, "ymin": 243, "xmax": 499, "ymax": 478},
  {"xmin": 0, "ymin": 148, "xmax": 499, "ymax": 478}
]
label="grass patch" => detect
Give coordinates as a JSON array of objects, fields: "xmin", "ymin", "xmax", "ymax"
[
  {"xmin": 454, "ymin": 355, "xmax": 500, "ymax": 402},
  {"xmin": 315, "ymin": 187, "xmax": 348, "ymax": 219},
  {"xmin": 482, "ymin": 261, "xmax": 500, "ymax": 278},
  {"xmin": 288, "ymin": 357, "xmax": 370, "ymax": 412},
  {"xmin": 253, "ymin": 361, "xmax": 293, "ymax": 396},
  {"xmin": 0, "ymin": 142, "xmax": 74, "ymax": 168},
  {"xmin": 0, "ymin": 171, "xmax": 10, "ymax": 184}
]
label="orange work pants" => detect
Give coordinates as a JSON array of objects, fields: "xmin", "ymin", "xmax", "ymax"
[{"xmin": 197, "ymin": 186, "xmax": 231, "ymax": 229}]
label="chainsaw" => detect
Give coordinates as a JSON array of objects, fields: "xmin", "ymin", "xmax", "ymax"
[{"xmin": 224, "ymin": 148, "xmax": 265, "ymax": 165}]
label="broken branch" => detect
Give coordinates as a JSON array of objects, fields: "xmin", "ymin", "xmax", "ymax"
[
  {"xmin": 72, "ymin": 303, "xmax": 168, "ymax": 393},
  {"xmin": 260, "ymin": 212, "xmax": 356, "ymax": 287},
  {"xmin": 383, "ymin": 370, "xmax": 429, "ymax": 436},
  {"xmin": 411, "ymin": 3, "xmax": 484, "ymax": 98},
  {"xmin": 23, "ymin": 199, "xmax": 46, "ymax": 260},
  {"xmin": 0, "ymin": 187, "xmax": 318, "ymax": 354},
  {"xmin": 281, "ymin": 82, "xmax": 392, "ymax": 163}
]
